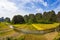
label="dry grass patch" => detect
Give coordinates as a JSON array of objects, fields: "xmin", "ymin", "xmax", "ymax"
[{"xmin": 24, "ymin": 34, "xmax": 47, "ymax": 40}]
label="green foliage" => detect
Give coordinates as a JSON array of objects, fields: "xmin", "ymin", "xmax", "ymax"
[
  {"xmin": 11, "ymin": 11, "xmax": 60, "ymax": 24},
  {"xmin": 24, "ymin": 15, "xmax": 29, "ymax": 23},
  {"xmin": 28, "ymin": 14, "xmax": 36, "ymax": 24},
  {"xmin": 49, "ymin": 10, "xmax": 56, "ymax": 22},
  {"xmin": 57, "ymin": 12, "xmax": 60, "ymax": 22},
  {"xmin": 5, "ymin": 17, "xmax": 10, "ymax": 23},
  {"xmin": 12, "ymin": 15, "xmax": 25, "ymax": 24},
  {"xmin": 35, "ymin": 13, "xmax": 42, "ymax": 23},
  {"xmin": 54, "ymin": 38, "xmax": 60, "ymax": 40}
]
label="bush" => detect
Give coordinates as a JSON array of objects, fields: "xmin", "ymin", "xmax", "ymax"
[{"xmin": 54, "ymin": 38, "xmax": 60, "ymax": 40}]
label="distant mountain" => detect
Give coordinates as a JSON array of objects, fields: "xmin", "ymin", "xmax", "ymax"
[{"xmin": 0, "ymin": 17, "xmax": 4, "ymax": 22}]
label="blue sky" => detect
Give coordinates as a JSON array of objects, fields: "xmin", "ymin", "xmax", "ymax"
[{"xmin": 0, "ymin": 0, "xmax": 60, "ymax": 19}]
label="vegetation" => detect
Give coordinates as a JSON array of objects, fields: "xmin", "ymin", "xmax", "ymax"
[
  {"xmin": 0, "ymin": 10, "xmax": 60, "ymax": 40},
  {"xmin": 5, "ymin": 17, "xmax": 10, "ymax": 23},
  {"xmin": 12, "ymin": 15, "xmax": 25, "ymax": 24},
  {"xmin": 0, "ymin": 22, "xmax": 10, "ymax": 31},
  {"xmin": 24, "ymin": 34, "xmax": 47, "ymax": 40},
  {"xmin": 13, "ymin": 24, "xmax": 36, "ymax": 30},
  {"xmin": 32, "ymin": 23, "xmax": 59, "ymax": 30},
  {"xmin": 11, "ymin": 10, "xmax": 60, "ymax": 24}
]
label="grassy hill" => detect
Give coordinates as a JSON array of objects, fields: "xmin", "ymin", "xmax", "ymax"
[
  {"xmin": 0, "ymin": 22, "xmax": 23, "ymax": 39},
  {"xmin": 0, "ymin": 22, "xmax": 60, "ymax": 40}
]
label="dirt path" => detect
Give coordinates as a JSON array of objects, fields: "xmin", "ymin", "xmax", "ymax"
[{"xmin": 44, "ymin": 31, "xmax": 58, "ymax": 40}]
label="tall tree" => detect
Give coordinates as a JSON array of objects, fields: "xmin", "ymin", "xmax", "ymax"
[
  {"xmin": 42, "ymin": 12, "xmax": 49, "ymax": 23},
  {"xmin": 12, "ymin": 15, "xmax": 25, "ymax": 24},
  {"xmin": 57, "ymin": 12, "xmax": 60, "ymax": 22},
  {"xmin": 28, "ymin": 14, "xmax": 36, "ymax": 23},
  {"xmin": 42, "ymin": 11, "xmax": 56, "ymax": 23},
  {"xmin": 35, "ymin": 13, "xmax": 42, "ymax": 23},
  {"xmin": 49, "ymin": 10, "xmax": 56, "ymax": 22},
  {"xmin": 24, "ymin": 15, "xmax": 29, "ymax": 23},
  {"xmin": 43, "ymin": 12, "xmax": 48, "ymax": 20},
  {"xmin": 5, "ymin": 17, "xmax": 10, "ymax": 23}
]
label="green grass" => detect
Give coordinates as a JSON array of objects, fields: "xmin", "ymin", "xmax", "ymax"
[
  {"xmin": 0, "ymin": 22, "xmax": 59, "ymax": 39},
  {"xmin": 32, "ymin": 23, "xmax": 60, "ymax": 30},
  {"xmin": 0, "ymin": 22, "xmax": 11, "ymax": 31},
  {"xmin": 0, "ymin": 22, "xmax": 18, "ymax": 37},
  {"xmin": 13, "ymin": 24, "xmax": 36, "ymax": 30},
  {"xmin": 13, "ymin": 23, "xmax": 60, "ymax": 30}
]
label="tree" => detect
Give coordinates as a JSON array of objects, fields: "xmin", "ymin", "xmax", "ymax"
[
  {"xmin": 12, "ymin": 15, "xmax": 25, "ymax": 24},
  {"xmin": 56, "ymin": 12, "xmax": 60, "ymax": 22},
  {"xmin": 35, "ymin": 13, "xmax": 42, "ymax": 23},
  {"xmin": 43, "ymin": 12, "xmax": 48, "ymax": 20},
  {"xmin": 28, "ymin": 14, "xmax": 36, "ymax": 23},
  {"xmin": 5, "ymin": 17, "xmax": 10, "ymax": 23},
  {"xmin": 42, "ymin": 10, "xmax": 56, "ymax": 23},
  {"xmin": 42, "ymin": 12, "xmax": 49, "ymax": 23},
  {"xmin": 24, "ymin": 15, "xmax": 29, "ymax": 23},
  {"xmin": 49, "ymin": 10, "xmax": 56, "ymax": 22}
]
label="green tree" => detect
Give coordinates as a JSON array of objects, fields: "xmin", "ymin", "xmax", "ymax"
[
  {"xmin": 12, "ymin": 15, "xmax": 25, "ymax": 24},
  {"xmin": 56, "ymin": 12, "xmax": 60, "ymax": 22},
  {"xmin": 35, "ymin": 13, "xmax": 42, "ymax": 23},
  {"xmin": 42, "ymin": 10, "xmax": 56, "ymax": 23},
  {"xmin": 43, "ymin": 12, "xmax": 48, "ymax": 20},
  {"xmin": 24, "ymin": 15, "xmax": 29, "ymax": 23},
  {"xmin": 28, "ymin": 14, "xmax": 36, "ymax": 23},
  {"xmin": 49, "ymin": 10, "xmax": 56, "ymax": 22},
  {"xmin": 5, "ymin": 17, "xmax": 10, "ymax": 23},
  {"xmin": 42, "ymin": 12, "xmax": 49, "ymax": 23}
]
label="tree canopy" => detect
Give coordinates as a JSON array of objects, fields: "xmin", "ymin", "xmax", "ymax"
[
  {"xmin": 12, "ymin": 15, "xmax": 25, "ymax": 24},
  {"xmin": 12, "ymin": 10, "xmax": 60, "ymax": 24}
]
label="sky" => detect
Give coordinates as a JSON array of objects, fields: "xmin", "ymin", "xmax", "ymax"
[{"xmin": 0, "ymin": 0, "xmax": 60, "ymax": 19}]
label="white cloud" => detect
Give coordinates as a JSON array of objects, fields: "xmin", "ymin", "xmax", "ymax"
[
  {"xmin": 42, "ymin": 2, "xmax": 48, "ymax": 6},
  {"xmin": 35, "ymin": 8, "xmax": 44, "ymax": 13},
  {"xmin": 0, "ymin": 0, "xmax": 17, "ymax": 18},
  {"xmin": 38, "ymin": 0, "xmax": 48, "ymax": 6},
  {"xmin": 0, "ymin": 0, "xmax": 18, "ymax": 11},
  {"xmin": 18, "ymin": 0, "xmax": 48, "ymax": 7},
  {"xmin": 0, "ymin": 0, "xmax": 28, "ymax": 19},
  {"xmin": 33, "ymin": 0, "xmax": 48, "ymax": 6},
  {"xmin": 54, "ymin": 5, "xmax": 60, "ymax": 14},
  {"xmin": 0, "ymin": 0, "xmax": 48, "ymax": 19}
]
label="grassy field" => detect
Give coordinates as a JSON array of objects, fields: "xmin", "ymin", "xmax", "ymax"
[
  {"xmin": 13, "ymin": 23, "xmax": 60, "ymax": 30},
  {"xmin": 0, "ymin": 22, "xmax": 11, "ymax": 31},
  {"xmin": 32, "ymin": 23, "xmax": 60, "ymax": 30},
  {"xmin": 24, "ymin": 34, "xmax": 47, "ymax": 40},
  {"xmin": 0, "ymin": 22, "xmax": 60, "ymax": 40},
  {"xmin": 0, "ymin": 22, "xmax": 23, "ymax": 39},
  {"xmin": 13, "ymin": 24, "xmax": 37, "ymax": 30}
]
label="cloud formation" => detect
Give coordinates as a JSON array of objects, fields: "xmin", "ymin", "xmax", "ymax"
[
  {"xmin": 0, "ymin": 0, "xmax": 17, "ymax": 18},
  {"xmin": 0, "ymin": 0, "xmax": 60, "ymax": 19},
  {"xmin": 0, "ymin": 0, "xmax": 28, "ymax": 19}
]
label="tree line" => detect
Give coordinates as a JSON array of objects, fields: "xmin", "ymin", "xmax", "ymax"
[{"xmin": 5, "ymin": 10, "xmax": 60, "ymax": 24}]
